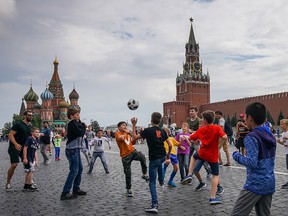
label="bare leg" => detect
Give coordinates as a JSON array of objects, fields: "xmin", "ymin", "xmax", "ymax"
[
  {"xmin": 7, "ymin": 163, "xmax": 18, "ymax": 185},
  {"xmin": 211, "ymin": 175, "xmax": 219, "ymax": 198}
]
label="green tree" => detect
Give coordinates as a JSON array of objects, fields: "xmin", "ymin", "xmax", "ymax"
[
  {"xmin": 266, "ymin": 110, "xmax": 274, "ymax": 125},
  {"xmin": 91, "ymin": 121, "xmax": 100, "ymax": 132},
  {"xmin": 231, "ymin": 113, "xmax": 237, "ymax": 127},
  {"xmin": 2, "ymin": 122, "xmax": 12, "ymax": 136},
  {"xmin": 12, "ymin": 114, "xmax": 23, "ymax": 125},
  {"xmin": 32, "ymin": 115, "xmax": 42, "ymax": 129},
  {"xmin": 12, "ymin": 114, "xmax": 42, "ymax": 129},
  {"xmin": 226, "ymin": 115, "xmax": 231, "ymax": 124},
  {"xmin": 277, "ymin": 111, "xmax": 284, "ymax": 125}
]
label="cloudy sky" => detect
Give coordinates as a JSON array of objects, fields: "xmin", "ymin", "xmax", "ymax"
[{"xmin": 0, "ymin": 0, "xmax": 288, "ymax": 128}]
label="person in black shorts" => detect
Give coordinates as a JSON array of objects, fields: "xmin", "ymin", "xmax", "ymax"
[
  {"xmin": 236, "ymin": 114, "xmax": 250, "ymax": 155},
  {"xmin": 6, "ymin": 110, "xmax": 33, "ymax": 191},
  {"xmin": 23, "ymin": 127, "xmax": 40, "ymax": 191}
]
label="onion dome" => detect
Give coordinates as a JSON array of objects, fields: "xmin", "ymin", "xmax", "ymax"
[
  {"xmin": 59, "ymin": 100, "xmax": 70, "ymax": 108},
  {"xmin": 40, "ymin": 88, "xmax": 54, "ymax": 100},
  {"xmin": 69, "ymin": 88, "xmax": 79, "ymax": 100},
  {"xmin": 53, "ymin": 57, "xmax": 59, "ymax": 64},
  {"xmin": 33, "ymin": 101, "xmax": 42, "ymax": 109},
  {"xmin": 24, "ymin": 87, "xmax": 39, "ymax": 102}
]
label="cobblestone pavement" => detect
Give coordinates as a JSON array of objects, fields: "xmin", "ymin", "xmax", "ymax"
[{"xmin": 0, "ymin": 139, "xmax": 288, "ymax": 216}]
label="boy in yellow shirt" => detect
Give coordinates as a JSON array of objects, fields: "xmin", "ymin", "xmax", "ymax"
[{"xmin": 163, "ymin": 127, "xmax": 180, "ymax": 187}]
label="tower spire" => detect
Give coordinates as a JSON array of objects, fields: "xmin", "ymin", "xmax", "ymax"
[{"xmin": 188, "ymin": 17, "xmax": 197, "ymax": 45}]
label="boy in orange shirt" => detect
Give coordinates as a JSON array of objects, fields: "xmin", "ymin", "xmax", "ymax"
[
  {"xmin": 115, "ymin": 121, "xmax": 149, "ymax": 197},
  {"xmin": 182, "ymin": 110, "xmax": 227, "ymax": 204}
]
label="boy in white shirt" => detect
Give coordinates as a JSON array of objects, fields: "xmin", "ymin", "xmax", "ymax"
[
  {"xmin": 277, "ymin": 119, "xmax": 288, "ymax": 189},
  {"xmin": 87, "ymin": 130, "xmax": 111, "ymax": 174}
]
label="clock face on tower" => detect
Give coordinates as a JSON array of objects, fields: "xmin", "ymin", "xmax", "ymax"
[{"xmin": 193, "ymin": 61, "xmax": 201, "ymax": 71}]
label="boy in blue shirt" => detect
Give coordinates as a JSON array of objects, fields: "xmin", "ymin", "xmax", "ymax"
[{"xmin": 231, "ymin": 102, "xmax": 276, "ymax": 216}]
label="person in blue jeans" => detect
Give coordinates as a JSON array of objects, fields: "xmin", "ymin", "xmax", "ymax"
[
  {"xmin": 132, "ymin": 112, "xmax": 172, "ymax": 214},
  {"xmin": 60, "ymin": 108, "xmax": 87, "ymax": 200}
]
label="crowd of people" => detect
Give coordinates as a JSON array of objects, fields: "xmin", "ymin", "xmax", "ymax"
[{"xmin": 4, "ymin": 102, "xmax": 287, "ymax": 215}]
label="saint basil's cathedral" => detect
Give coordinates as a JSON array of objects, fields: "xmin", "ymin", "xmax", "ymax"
[{"xmin": 19, "ymin": 57, "xmax": 80, "ymax": 131}]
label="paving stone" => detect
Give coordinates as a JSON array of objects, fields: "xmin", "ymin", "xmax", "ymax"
[{"xmin": 0, "ymin": 140, "xmax": 287, "ymax": 215}]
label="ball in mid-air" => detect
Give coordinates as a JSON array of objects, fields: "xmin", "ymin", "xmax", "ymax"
[{"xmin": 127, "ymin": 99, "xmax": 139, "ymax": 110}]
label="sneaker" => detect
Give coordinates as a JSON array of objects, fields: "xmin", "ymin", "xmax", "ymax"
[
  {"xmin": 181, "ymin": 174, "xmax": 193, "ymax": 184},
  {"xmin": 223, "ymin": 163, "xmax": 231, "ymax": 166},
  {"xmin": 195, "ymin": 182, "xmax": 207, "ymax": 191},
  {"xmin": 5, "ymin": 184, "xmax": 12, "ymax": 192},
  {"xmin": 142, "ymin": 175, "xmax": 149, "ymax": 183},
  {"xmin": 31, "ymin": 182, "xmax": 37, "ymax": 187},
  {"xmin": 209, "ymin": 197, "xmax": 222, "ymax": 205},
  {"xmin": 167, "ymin": 181, "xmax": 177, "ymax": 187},
  {"xmin": 216, "ymin": 185, "xmax": 224, "ymax": 195},
  {"xmin": 45, "ymin": 159, "xmax": 51, "ymax": 165},
  {"xmin": 206, "ymin": 173, "xmax": 212, "ymax": 179},
  {"xmin": 73, "ymin": 189, "xmax": 87, "ymax": 196},
  {"xmin": 106, "ymin": 171, "xmax": 110, "ymax": 174},
  {"xmin": 281, "ymin": 182, "xmax": 288, "ymax": 189},
  {"xmin": 126, "ymin": 189, "xmax": 133, "ymax": 197},
  {"xmin": 60, "ymin": 193, "xmax": 77, "ymax": 200},
  {"xmin": 87, "ymin": 171, "xmax": 92, "ymax": 174},
  {"xmin": 23, "ymin": 184, "xmax": 38, "ymax": 192},
  {"xmin": 145, "ymin": 204, "xmax": 158, "ymax": 213}
]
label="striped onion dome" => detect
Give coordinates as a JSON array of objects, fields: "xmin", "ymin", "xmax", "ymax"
[
  {"xmin": 40, "ymin": 88, "xmax": 54, "ymax": 100},
  {"xmin": 24, "ymin": 87, "xmax": 39, "ymax": 102},
  {"xmin": 69, "ymin": 88, "xmax": 79, "ymax": 100}
]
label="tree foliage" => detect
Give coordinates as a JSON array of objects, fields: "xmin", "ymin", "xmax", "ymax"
[
  {"xmin": 277, "ymin": 111, "xmax": 284, "ymax": 126},
  {"xmin": 230, "ymin": 113, "xmax": 237, "ymax": 127},
  {"xmin": 2, "ymin": 122, "xmax": 12, "ymax": 135},
  {"xmin": 266, "ymin": 110, "xmax": 275, "ymax": 125},
  {"xmin": 91, "ymin": 120, "xmax": 100, "ymax": 132}
]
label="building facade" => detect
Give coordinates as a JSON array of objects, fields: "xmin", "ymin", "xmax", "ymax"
[
  {"xmin": 20, "ymin": 58, "xmax": 80, "ymax": 131},
  {"xmin": 163, "ymin": 19, "xmax": 288, "ymax": 127}
]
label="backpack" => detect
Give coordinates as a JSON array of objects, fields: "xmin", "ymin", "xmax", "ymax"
[{"xmin": 224, "ymin": 121, "xmax": 233, "ymax": 136}]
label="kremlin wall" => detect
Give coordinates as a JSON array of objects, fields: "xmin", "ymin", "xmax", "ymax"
[{"xmin": 163, "ymin": 19, "xmax": 288, "ymax": 127}]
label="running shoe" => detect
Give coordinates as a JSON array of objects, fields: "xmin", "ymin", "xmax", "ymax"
[
  {"xmin": 209, "ymin": 197, "xmax": 222, "ymax": 205},
  {"xmin": 73, "ymin": 189, "xmax": 87, "ymax": 196},
  {"xmin": 142, "ymin": 175, "xmax": 149, "ymax": 183},
  {"xmin": 5, "ymin": 184, "xmax": 12, "ymax": 192},
  {"xmin": 145, "ymin": 204, "xmax": 158, "ymax": 213},
  {"xmin": 181, "ymin": 174, "xmax": 193, "ymax": 184},
  {"xmin": 45, "ymin": 159, "xmax": 52, "ymax": 165},
  {"xmin": 126, "ymin": 189, "xmax": 133, "ymax": 197},
  {"xmin": 167, "ymin": 181, "xmax": 177, "ymax": 187},
  {"xmin": 195, "ymin": 182, "xmax": 207, "ymax": 191},
  {"xmin": 281, "ymin": 182, "xmax": 288, "ymax": 189},
  {"xmin": 216, "ymin": 185, "xmax": 224, "ymax": 195},
  {"xmin": 60, "ymin": 193, "xmax": 77, "ymax": 200}
]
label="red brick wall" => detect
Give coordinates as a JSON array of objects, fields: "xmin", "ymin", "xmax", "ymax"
[{"xmin": 200, "ymin": 92, "xmax": 288, "ymax": 125}]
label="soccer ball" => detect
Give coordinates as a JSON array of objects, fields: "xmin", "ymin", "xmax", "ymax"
[{"xmin": 127, "ymin": 99, "xmax": 139, "ymax": 110}]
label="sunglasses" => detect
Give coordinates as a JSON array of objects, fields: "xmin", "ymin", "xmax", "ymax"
[{"xmin": 26, "ymin": 114, "xmax": 33, "ymax": 117}]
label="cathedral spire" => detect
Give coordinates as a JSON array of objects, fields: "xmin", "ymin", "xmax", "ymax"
[
  {"xmin": 188, "ymin": 18, "xmax": 197, "ymax": 45},
  {"xmin": 51, "ymin": 57, "xmax": 60, "ymax": 82}
]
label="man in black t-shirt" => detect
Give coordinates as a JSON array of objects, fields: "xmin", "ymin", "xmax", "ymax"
[{"xmin": 6, "ymin": 110, "xmax": 33, "ymax": 191}]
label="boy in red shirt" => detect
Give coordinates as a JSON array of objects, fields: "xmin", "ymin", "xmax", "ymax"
[{"xmin": 181, "ymin": 110, "xmax": 227, "ymax": 204}]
